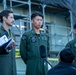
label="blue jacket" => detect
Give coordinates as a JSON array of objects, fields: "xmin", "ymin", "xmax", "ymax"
[{"xmin": 48, "ymin": 61, "xmax": 76, "ymax": 75}]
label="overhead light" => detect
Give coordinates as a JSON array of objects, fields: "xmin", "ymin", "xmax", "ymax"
[
  {"xmin": 39, "ymin": 28, "xmax": 44, "ymax": 31},
  {"xmin": 13, "ymin": 25, "xmax": 26, "ymax": 28}
]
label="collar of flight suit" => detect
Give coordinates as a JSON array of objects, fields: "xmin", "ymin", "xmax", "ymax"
[
  {"xmin": 0, "ymin": 25, "xmax": 12, "ymax": 38},
  {"xmin": 1, "ymin": 25, "xmax": 11, "ymax": 33},
  {"xmin": 31, "ymin": 29, "xmax": 44, "ymax": 35}
]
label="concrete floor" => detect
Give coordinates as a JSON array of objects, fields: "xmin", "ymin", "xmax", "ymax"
[
  {"xmin": 16, "ymin": 58, "xmax": 52, "ymax": 75},
  {"xmin": 16, "ymin": 58, "xmax": 26, "ymax": 75}
]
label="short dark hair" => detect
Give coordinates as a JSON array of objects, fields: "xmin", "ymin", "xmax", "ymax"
[
  {"xmin": 60, "ymin": 48, "xmax": 75, "ymax": 63},
  {"xmin": 31, "ymin": 11, "xmax": 43, "ymax": 20},
  {"xmin": 74, "ymin": 24, "xmax": 76, "ymax": 29},
  {"xmin": 0, "ymin": 10, "xmax": 13, "ymax": 22}
]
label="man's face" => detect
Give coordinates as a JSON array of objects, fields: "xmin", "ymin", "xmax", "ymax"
[
  {"xmin": 4, "ymin": 13, "xmax": 14, "ymax": 26},
  {"xmin": 31, "ymin": 16, "xmax": 43, "ymax": 29},
  {"xmin": 74, "ymin": 29, "xmax": 76, "ymax": 34}
]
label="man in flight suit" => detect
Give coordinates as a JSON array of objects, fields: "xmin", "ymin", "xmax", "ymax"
[
  {"xmin": 65, "ymin": 24, "xmax": 76, "ymax": 67},
  {"xmin": 0, "ymin": 10, "xmax": 16, "ymax": 75},
  {"xmin": 20, "ymin": 11, "xmax": 49, "ymax": 75}
]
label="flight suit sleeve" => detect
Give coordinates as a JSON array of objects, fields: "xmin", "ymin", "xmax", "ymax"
[
  {"xmin": 47, "ymin": 36, "xmax": 50, "ymax": 57},
  {"xmin": 46, "ymin": 34, "xmax": 50, "ymax": 57},
  {"xmin": 20, "ymin": 34, "xmax": 27, "ymax": 64}
]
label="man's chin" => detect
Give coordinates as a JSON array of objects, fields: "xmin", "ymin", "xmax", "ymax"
[
  {"xmin": 7, "ymin": 23, "xmax": 13, "ymax": 26},
  {"xmin": 8, "ymin": 24, "xmax": 12, "ymax": 26}
]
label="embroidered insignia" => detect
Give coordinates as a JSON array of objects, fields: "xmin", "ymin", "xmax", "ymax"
[
  {"xmin": 21, "ymin": 35, "xmax": 26, "ymax": 40},
  {"xmin": 41, "ymin": 36, "xmax": 47, "ymax": 40},
  {"xmin": 31, "ymin": 37, "xmax": 36, "ymax": 43}
]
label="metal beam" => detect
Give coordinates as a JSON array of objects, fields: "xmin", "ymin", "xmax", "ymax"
[
  {"xmin": 9, "ymin": 0, "xmax": 29, "ymax": 4},
  {"xmin": 3, "ymin": 0, "xmax": 7, "ymax": 9},
  {"xmin": 28, "ymin": 0, "xmax": 32, "ymax": 30},
  {"xmin": 41, "ymin": 4, "xmax": 46, "ymax": 32},
  {"xmin": 69, "ymin": 10, "xmax": 74, "ymax": 39}
]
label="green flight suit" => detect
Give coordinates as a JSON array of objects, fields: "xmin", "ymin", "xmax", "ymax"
[
  {"xmin": 0, "ymin": 26, "xmax": 17, "ymax": 75},
  {"xmin": 65, "ymin": 38, "xmax": 76, "ymax": 67},
  {"xmin": 20, "ymin": 30, "xmax": 49, "ymax": 75}
]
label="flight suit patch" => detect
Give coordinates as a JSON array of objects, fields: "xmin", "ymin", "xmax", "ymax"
[
  {"xmin": 21, "ymin": 35, "xmax": 26, "ymax": 40},
  {"xmin": 41, "ymin": 36, "xmax": 47, "ymax": 40},
  {"xmin": 31, "ymin": 37, "xmax": 36, "ymax": 43}
]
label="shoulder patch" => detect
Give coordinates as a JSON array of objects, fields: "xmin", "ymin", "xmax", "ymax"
[
  {"xmin": 21, "ymin": 35, "xmax": 26, "ymax": 40},
  {"xmin": 65, "ymin": 43, "xmax": 70, "ymax": 48}
]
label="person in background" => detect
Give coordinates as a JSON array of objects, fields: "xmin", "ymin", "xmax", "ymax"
[
  {"xmin": 48, "ymin": 48, "xmax": 76, "ymax": 75},
  {"xmin": 65, "ymin": 24, "xmax": 76, "ymax": 67},
  {"xmin": 0, "ymin": 10, "xmax": 16, "ymax": 75},
  {"xmin": 20, "ymin": 11, "xmax": 49, "ymax": 75}
]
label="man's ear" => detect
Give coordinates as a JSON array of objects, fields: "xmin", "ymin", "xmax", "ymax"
[
  {"xmin": 3, "ymin": 16, "xmax": 6, "ymax": 21},
  {"xmin": 72, "ymin": 60, "xmax": 74, "ymax": 64},
  {"xmin": 58, "ymin": 57, "xmax": 61, "ymax": 62},
  {"xmin": 31, "ymin": 19, "xmax": 33, "ymax": 24},
  {"xmin": 74, "ymin": 29, "xmax": 76, "ymax": 33}
]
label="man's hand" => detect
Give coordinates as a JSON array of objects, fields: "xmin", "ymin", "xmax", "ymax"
[{"xmin": 7, "ymin": 41, "xmax": 16, "ymax": 50}]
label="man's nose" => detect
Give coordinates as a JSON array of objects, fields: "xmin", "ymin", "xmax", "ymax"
[{"xmin": 13, "ymin": 18, "xmax": 15, "ymax": 22}]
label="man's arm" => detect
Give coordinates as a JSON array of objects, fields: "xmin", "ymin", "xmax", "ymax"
[{"xmin": 20, "ymin": 34, "xmax": 27, "ymax": 64}]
